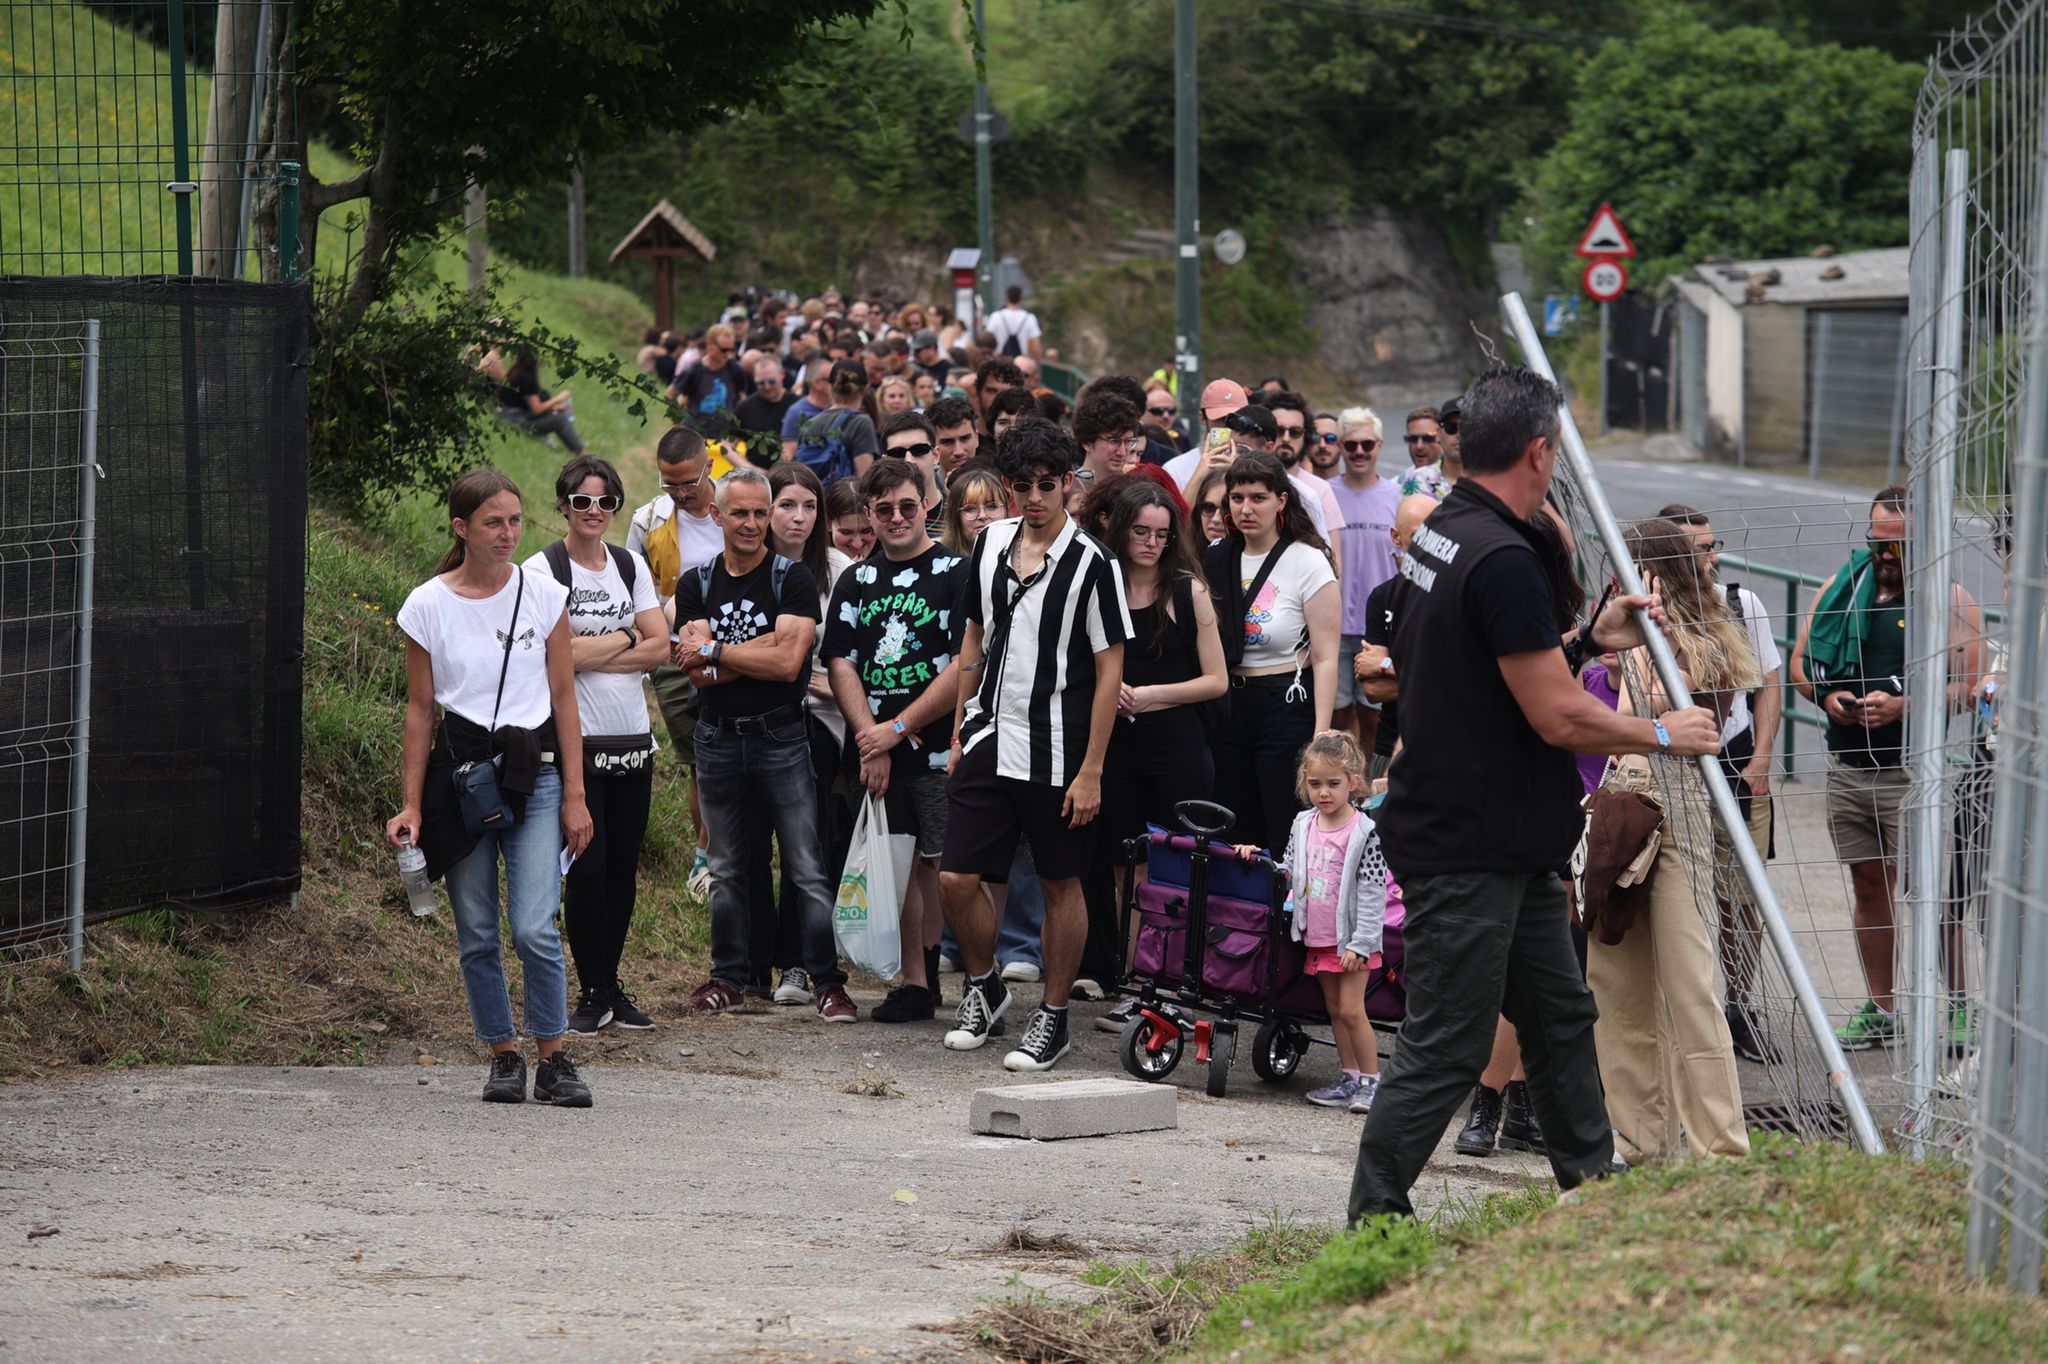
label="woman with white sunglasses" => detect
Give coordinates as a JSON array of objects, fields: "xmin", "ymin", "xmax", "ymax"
[{"xmin": 530, "ymin": 455, "xmax": 669, "ymax": 1035}]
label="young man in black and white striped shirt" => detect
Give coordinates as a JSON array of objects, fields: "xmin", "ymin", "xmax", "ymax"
[{"xmin": 940, "ymin": 418, "xmax": 1133, "ymax": 1071}]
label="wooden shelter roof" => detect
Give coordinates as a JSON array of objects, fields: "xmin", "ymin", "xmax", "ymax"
[{"xmin": 608, "ymin": 199, "xmax": 717, "ymax": 264}]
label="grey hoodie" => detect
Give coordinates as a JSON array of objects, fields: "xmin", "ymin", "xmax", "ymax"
[{"xmin": 1278, "ymin": 807, "xmax": 1389, "ymax": 959}]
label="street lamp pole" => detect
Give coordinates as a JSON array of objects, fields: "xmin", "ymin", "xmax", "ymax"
[{"xmin": 1174, "ymin": 0, "xmax": 1200, "ymax": 427}]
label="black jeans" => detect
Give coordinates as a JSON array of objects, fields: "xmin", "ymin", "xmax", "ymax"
[
  {"xmin": 1348, "ymin": 870, "xmax": 1614, "ymax": 1222},
  {"xmin": 1212, "ymin": 672, "xmax": 1311, "ymax": 854},
  {"xmin": 562, "ymin": 766, "xmax": 653, "ymax": 992}
]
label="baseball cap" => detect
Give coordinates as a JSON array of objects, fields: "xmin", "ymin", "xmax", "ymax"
[
  {"xmin": 1200, "ymin": 378, "xmax": 1250, "ymax": 421},
  {"xmin": 1438, "ymin": 394, "xmax": 1465, "ymax": 431},
  {"xmin": 912, "ymin": 329, "xmax": 938, "ymax": 351}
]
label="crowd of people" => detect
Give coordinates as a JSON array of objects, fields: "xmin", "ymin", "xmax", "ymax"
[{"xmin": 390, "ymin": 286, "xmax": 1993, "ymax": 1218}]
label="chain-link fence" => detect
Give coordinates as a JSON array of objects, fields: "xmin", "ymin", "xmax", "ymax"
[
  {"xmin": 2, "ymin": 0, "xmax": 299, "ymax": 278},
  {"xmin": 0, "ymin": 319, "xmax": 99, "ymax": 966},
  {"xmin": 1887, "ymin": 0, "xmax": 2048, "ymax": 1298}
]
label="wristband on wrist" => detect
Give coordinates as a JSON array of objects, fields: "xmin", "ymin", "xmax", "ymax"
[{"xmin": 1652, "ymin": 718, "xmax": 1671, "ymax": 753}]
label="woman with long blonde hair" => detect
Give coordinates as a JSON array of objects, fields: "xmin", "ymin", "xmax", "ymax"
[{"xmin": 1587, "ymin": 516, "xmax": 1761, "ymax": 1166}]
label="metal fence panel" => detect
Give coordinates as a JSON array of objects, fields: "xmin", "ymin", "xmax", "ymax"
[
  {"xmin": 0, "ymin": 320, "xmax": 98, "ymax": 965},
  {"xmin": 1894, "ymin": 0, "xmax": 2048, "ymax": 1295}
]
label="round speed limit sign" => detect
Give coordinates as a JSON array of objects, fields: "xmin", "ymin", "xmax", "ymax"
[{"xmin": 1582, "ymin": 257, "xmax": 1628, "ymax": 302}]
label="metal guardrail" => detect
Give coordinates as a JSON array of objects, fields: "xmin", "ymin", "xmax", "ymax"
[{"xmin": 1720, "ymin": 552, "xmax": 2004, "ymax": 773}]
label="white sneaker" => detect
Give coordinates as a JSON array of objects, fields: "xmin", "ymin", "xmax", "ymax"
[
  {"xmin": 1000, "ymin": 960, "xmax": 1042, "ymax": 983},
  {"xmin": 937, "ymin": 954, "xmax": 964, "ymax": 974},
  {"xmin": 686, "ymin": 848, "xmax": 713, "ymax": 898},
  {"xmin": 1069, "ymin": 978, "xmax": 1105, "ymax": 1001}
]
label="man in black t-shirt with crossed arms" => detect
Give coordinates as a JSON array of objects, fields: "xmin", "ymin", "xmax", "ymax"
[
  {"xmin": 673, "ymin": 467, "xmax": 857, "ymax": 1023},
  {"xmin": 1348, "ymin": 367, "xmax": 1718, "ymax": 1223}
]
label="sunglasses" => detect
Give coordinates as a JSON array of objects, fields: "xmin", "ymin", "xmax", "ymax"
[
  {"xmin": 1404, "ymin": 433, "xmax": 1439, "ymax": 446},
  {"xmin": 660, "ymin": 476, "xmax": 703, "ymax": 495},
  {"xmin": 1009, "ymin": 476, "xmax": 1064, "ymax": 494},
  {"xmin": 566, "ymin": 493, "xmax": 622, "ymax": 512},
  {"xmin": 889, "ymin": 441, "xmax": 934, "ymax": 460},
  {"xmin": 1147, "ymin": 404, "xmax": 1177, "ymax": 417},
  {"xmin": 1867, "ymin": 538, "xmax": 1904, "ymax": 559},
  {"xmin": 1341, "ymin": 439, "xmax": 1380, "ymax": 454},
  {"xmin": 870, "ymin": 498, "xmax": 924, "ymax": 523},
  {"xmin": 1317, "ymin": 432, "xmax": 1339, "ymax": 444},
  {"xmin": 1197, "ymin": 501, "xmax": 1226, "ymax": 519}
]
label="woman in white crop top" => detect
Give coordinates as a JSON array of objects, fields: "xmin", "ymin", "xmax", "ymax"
[{"xmin": 1201, "ymin": 451, "xmax": 1339, "ymax": 853}]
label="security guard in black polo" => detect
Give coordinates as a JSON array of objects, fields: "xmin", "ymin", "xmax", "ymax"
[{"xmin": 1347, "ymin": 366, "xmax": 1719, "ymax": 1222}]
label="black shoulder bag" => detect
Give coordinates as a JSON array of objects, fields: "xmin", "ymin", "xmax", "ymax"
[
  {"xmin": 453, "ymin": 569, "xmax": 524, "ymax": 837},
  {"xmin": 1206, "ymin": 537, "xmax": 1292, "ymax": 670}
]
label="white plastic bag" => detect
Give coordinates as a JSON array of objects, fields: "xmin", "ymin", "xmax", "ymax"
[{"xmin": 834, "ymin": 793, "xmax": 914, "ymax": 979}]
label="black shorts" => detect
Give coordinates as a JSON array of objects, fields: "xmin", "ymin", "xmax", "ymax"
[
  {"xmin": 882, "ymin": 762, "xmax": 951, "ymax": 860},
  {"xmin": 940, "ymin": 738, "xmax": 1089, "ymax": 882}
]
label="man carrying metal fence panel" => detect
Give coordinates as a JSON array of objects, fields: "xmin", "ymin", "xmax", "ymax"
[{"xmin": 1347, "ymin": 366, "xmax": 1720, "ymax": 1223}]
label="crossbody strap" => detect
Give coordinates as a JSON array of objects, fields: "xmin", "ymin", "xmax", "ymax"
[{"xmin": 489, "ymin": 567, "xmax": 525, "ymax": 736}]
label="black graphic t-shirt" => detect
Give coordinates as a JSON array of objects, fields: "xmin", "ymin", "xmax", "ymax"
[
  {"xmin": 821, "ymin": 542, "xmax": 970, "ymax": 775},
  {"xmin": 671, "ymin": 553, "xmax": 822, "ymax": 719},
  {"xmin": 674, "ymin": 360, "xmax": 752, "ymax": 441}
]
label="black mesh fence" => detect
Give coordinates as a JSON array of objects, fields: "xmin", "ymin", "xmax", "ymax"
[{"xmin": 0, "ymin": 274, "xmax": 305, "ymax": 941}]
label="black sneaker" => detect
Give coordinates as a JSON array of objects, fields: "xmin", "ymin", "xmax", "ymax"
[
  {"xmin": 1725, "ymin": 1001, "xmax": 1781, "ymax": 1065},
  {"xmin": 1453, "ymin": 1084, "xmax": 1502, "ymax": 1156},
  {"xmin": 1499, "ymin": 1079, "xmax": 1546, "ymax": 1154},
  {"xmin": 1002, "ymin": 1006, "xmax": 1071, "ymax": 1072},
  {"xmin": 608, "ymin": 985, "xmax": 654, "ymax": 1031},
  {"xmin": 482, "ymin": 1051, "xmax": 527, "ymax": 1104},
  {"xmin": 872, "ymin": 984, "xmax": 937, "ymax": 1024},
  {"xmin": 1094, "ymin": 999, "xmax": 1139, "ymax": 1035},
  {"xmin": 773, "ymin": 967, "xmax": 814, "ymax": 1006},
  {"xmin": 943, "ymin": 974, "xmax": 1011, "ymax": 1051},
  {"xmin": 567, "ymin": 984, "xmax": 613, "ymax": 1036},
  {"xmin": 533, "ymin": 1050, "xmax": 593, "ymax": 1107}
]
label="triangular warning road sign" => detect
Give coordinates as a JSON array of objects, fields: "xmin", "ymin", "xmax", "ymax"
[{"xmin": 1575, "ymin": 203, "xmax": 1636, "ymax": 259}]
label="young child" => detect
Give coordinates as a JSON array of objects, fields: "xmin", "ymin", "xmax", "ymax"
[{"xmin": 1237, "ymin": 730, "xmax": 1389, "ymax": 1114}]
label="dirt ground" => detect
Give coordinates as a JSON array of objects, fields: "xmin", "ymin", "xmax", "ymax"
[{"xmin": 0, "ymin": 987, "xmax": 1548, "ymax": 1363}]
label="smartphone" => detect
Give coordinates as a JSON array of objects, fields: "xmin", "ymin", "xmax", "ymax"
[{"xmin": 1206, "ymin": 426, "xmax": 1233, "ymax": 453}]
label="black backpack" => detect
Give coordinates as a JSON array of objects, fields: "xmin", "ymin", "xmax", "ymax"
[{"xmin": 541, "ymin": 540, "xmax": 638, "ymax": 594}]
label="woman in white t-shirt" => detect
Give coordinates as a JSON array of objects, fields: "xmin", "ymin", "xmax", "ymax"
[
  {"xmin": 1202, "ymin": 451, "xmax": 1340, "ymax": 853},
  {"xmin": 528, "ymin": 456, "xmax": 669, "ymax": 1037},
  {"xmin": 746, "ymin": 462, "xmax": 853, "ymax": 1003},
  {"xmin": 388, "ymin": 469, "xmax": 595, "ymax": 1109}
]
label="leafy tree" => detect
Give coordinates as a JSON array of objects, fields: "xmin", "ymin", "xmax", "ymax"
[{"xmin": 1519, "ymin": 22, "xmax": 1920, "ymax": 288}]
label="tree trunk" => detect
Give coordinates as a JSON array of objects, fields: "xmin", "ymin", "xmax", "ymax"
[{"xmin": 197, "ymin": 0, "xmax": 263, "ymax": 276}]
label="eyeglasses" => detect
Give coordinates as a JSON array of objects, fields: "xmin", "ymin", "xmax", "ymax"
[
  {"xmin": 888, "ymin": 441, "xmax": 934, "ymax": 460},
  {"xmin": 1404, "ymin": 434, "xmax": 1440, "ymax": 446},
  {"xmin": 870, "ymin": 498, "xmax": 924, "ymax": 523},
  {"xmin": 1197, "ymin": 501, "xmax": 1226, "ymax": 519},
  {"xmin": 1341, "ymin": 439, "xmax": 1380, "ymax": 454},
  {"xmin": 1700, "ymin": 538, "xmax": 1725, "ymax": 552},
  {"xmin": 566, "ymin": 493, "xmax": 622, "ymax": 512},
  {"xmin": 1867, "ymin": 537, "xmax": 1904, "ymax": 559},
  {"xmin": 1009, "ymin": 476, "xmax": 1064, "ymax": 494},
  {"xmin": 660, "ymin": 476, "xmax": 703, "ymax": 496},
  {"xmin": 1129, "ymin": 526, "xmax": 1173, "ymax": 545}
]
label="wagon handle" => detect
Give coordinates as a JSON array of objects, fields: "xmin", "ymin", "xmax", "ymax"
[{"xmin": 1175, "ymin": 800, "xmax": 1235, "ymax": 838}]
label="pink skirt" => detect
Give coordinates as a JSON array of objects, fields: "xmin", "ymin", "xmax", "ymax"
[{"xmin": 1304, "ymin": 945, "xmax": 1345, "ymax": 975}]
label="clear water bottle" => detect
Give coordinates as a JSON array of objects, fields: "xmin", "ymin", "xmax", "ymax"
[{"xmin": 395, "ymin": 836, "xmax": 436, "ymax": 917}]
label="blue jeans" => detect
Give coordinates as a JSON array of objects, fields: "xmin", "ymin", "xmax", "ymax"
[
  {"xmin": 942, "ymin": 847, "xmax": 1045, "ymax": 968},
  {"xmin": 444, "ymin": 765, "xmax": 569, "ymax": 1044},
  {"xmin": 696, "ymin": 715, "xmax": 845, "ymax": 990}
]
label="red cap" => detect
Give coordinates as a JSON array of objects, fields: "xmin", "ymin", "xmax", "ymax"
[{"xmin": 1200, "ymin": 378, "xmax": 1249, "ymax": 421}]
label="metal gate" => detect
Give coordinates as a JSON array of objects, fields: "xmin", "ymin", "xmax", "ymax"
[{"xmin": 0, "ymin": 320, "xmax": 100, "ymax": 966}]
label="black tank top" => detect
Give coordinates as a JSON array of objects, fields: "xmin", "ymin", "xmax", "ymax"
[{"xmin": 1125, "ymin": 578, "xmax": 1202, "ymax": 687}]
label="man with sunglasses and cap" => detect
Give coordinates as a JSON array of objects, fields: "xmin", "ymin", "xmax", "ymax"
[
  {"xmin": 1437, "ymin": 394, "xmax": 1467, "ymax": 483},
  {"xmin": 1790, "ymin": 485, "xmax": 1985, "ymax": 1052},
  {"xmin": 940, "ymin": 417, "xmax": 1132, "ymax": 1073}
]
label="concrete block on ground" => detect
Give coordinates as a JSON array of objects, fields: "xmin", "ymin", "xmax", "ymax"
[{"xmin": 970, "ymin": 1077, "xmax": 1177, "ymax": 1140}]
